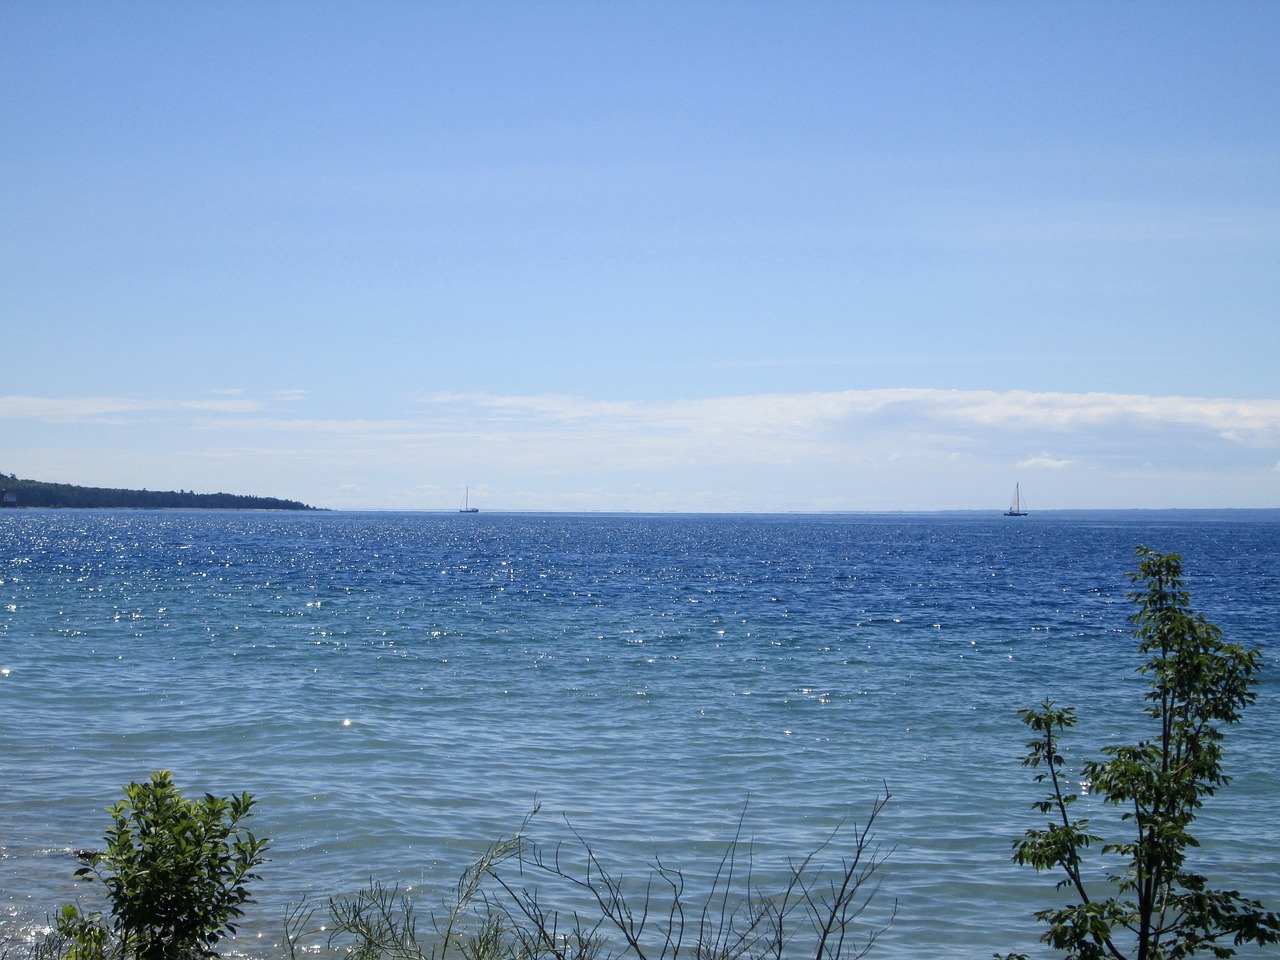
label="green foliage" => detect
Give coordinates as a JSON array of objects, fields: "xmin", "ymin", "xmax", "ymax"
[
  {"xmin": 59, "ymin": 771, "xmax": 269, "ymax": 960},
  {"xmin": 55, "ymin": 905, "xmax": 111, "ymax": 960},
  {"xmin": 1000, "ymin": 548, "xmax": 1280, "ymax": 960}
]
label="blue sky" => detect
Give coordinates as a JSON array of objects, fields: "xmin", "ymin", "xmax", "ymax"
[{"xmin": 3, "ymin": 1, "xmax": 1278, "ymax": 511}]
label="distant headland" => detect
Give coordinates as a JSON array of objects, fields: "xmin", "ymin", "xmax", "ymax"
[{"xmin": 0, "ymin": 473, "xmax": 320, "ymax": 511}]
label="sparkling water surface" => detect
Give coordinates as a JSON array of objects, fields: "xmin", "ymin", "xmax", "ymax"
[{"xmin": 2, "ymin": 510, "xmax": 1278, "ymax": 959}]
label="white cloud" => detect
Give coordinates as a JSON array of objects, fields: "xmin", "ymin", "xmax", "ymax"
[
  {"xmin": 5, "ymin": 388, "xmax": 1279, "ymax": 510},
  {"xmin": 10, "ymin": 388, "xmax": 1280, "ymax": 455},
  {"xmin": 0, "ymin": 395, "xmax": 261, "ymax": 422},
  {"xmin": 421, "ymin": 388, "xmax": 1280, "ymax": 450},
  {"xmin": 1018, "ymin": 454, "xmax": 1074, "ymax": 469}
]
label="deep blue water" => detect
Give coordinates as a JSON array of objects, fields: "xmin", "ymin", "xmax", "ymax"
[{"xmin": 2, "ymin": 510, "xmax": 1278, "ymax": 959}]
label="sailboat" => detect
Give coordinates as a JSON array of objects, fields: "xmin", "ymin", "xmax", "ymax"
[
  {"xmin": 459, "ymin": 487, "xmax": 479, "ymax": 513},
  {"xmin": 1004, "ymin": 483, "xmax": 1028, "ymax": 517}
]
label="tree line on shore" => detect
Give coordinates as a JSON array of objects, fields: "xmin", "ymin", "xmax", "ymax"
[{"xmin": 0, "ymin": 474, "xmax": 318, "ymax": 511}]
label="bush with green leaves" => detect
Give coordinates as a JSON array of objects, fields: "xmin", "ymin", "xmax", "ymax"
[
  {"xmin": 1000, "ymin": 547, "xmax": 1280, "ymax": 960},
  {"xmin": 57, "ymin": 771, "xmax": 268, "ymax": 960}
]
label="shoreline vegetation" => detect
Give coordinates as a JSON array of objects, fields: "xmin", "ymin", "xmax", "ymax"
[
  {"xmin": 0, "ymin": 474, "xmax": 319, "ymax": 511},
  {"xmin": 38, "ymin": 778, "xmax": 896, "ymax": 960}
]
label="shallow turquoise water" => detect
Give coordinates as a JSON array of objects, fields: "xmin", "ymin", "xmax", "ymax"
[{"xmin": 2, "ymin": 510, "xmax": 1278, "ymax": 958}]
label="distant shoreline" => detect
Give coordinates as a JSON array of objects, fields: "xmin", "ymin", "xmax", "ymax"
[{"xmin": 0, "ymin": 474, "xmax": 320, "ymax": 511}]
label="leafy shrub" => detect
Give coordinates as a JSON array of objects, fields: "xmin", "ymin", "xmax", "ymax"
[
  {"xmin": 1000, "ymin": 548, "xmax": 1280, "ymax": 960},
  {"xmin": 58, "ymin": 771, "xmax": 268, "ymax": 960}
]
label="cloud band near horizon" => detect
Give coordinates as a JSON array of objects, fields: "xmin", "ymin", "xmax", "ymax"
[{"xmin": 3, "ymin": 387, "xmax": 1278, "ymax": 510}]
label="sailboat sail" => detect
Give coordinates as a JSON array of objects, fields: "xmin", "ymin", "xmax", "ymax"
[{"xmin": 1005, "ymin": 483, "xmax": 1027, "ymax": 516}]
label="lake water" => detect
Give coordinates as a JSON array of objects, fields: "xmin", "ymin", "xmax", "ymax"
[{"xmin": 2, "ymin": 510, "xmax": 1278, "ymax": 959}]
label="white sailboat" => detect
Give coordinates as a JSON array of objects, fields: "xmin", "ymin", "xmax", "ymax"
[
  {"xmin": 1004, "ymin": 483, "xmax": 1028, "ymax": 517},
  {"xmin": 459, "ymin": 487, "xmax": 479, "ymax": 513}
]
